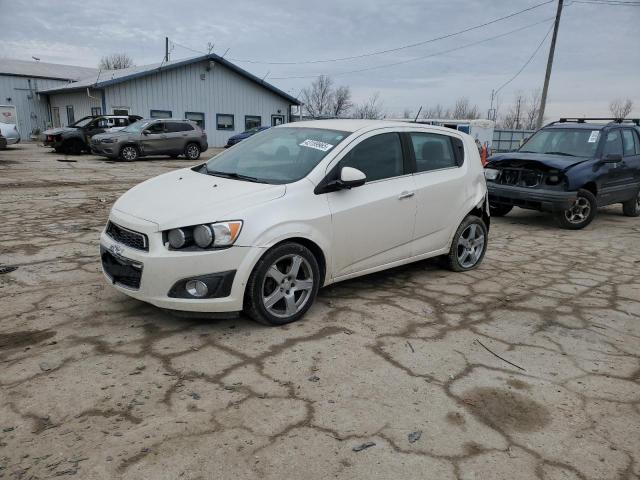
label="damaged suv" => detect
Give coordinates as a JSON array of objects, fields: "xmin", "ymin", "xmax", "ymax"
[{"xmin": 485, "ymin": 118, "xmax": 640, "ymax": 229}]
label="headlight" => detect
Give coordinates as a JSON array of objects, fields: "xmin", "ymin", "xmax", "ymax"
[
  {"xmin": 165, "ymin": 221, "xmax": 242, "ymax": 250},
  {"xmin": 484, "ymin": 168, "xmax": 499, "ymax": 181},
  {"xmin": 101, "ymin": 138, "xmax": 116, "ymax": 143}
]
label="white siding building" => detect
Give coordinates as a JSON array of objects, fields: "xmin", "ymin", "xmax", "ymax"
[
  {"xmin": 41, "ymin": 54, "xmax": 300, "ymax": 147},
  {"xmin": 0, "ymin": 59, "xmax": 97, "ymax": 137}
]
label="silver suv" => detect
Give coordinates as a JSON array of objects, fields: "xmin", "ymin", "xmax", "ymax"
[{"xmin": 91, "ymin": 118, "xmax": 208, "ymax": 161}]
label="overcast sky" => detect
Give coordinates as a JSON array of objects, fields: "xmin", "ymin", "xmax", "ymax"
[{"xmin": 1, "ymin": 0, "xmax": 638, "ymax": 119}]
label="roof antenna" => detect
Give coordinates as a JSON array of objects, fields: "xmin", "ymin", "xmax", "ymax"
[{"xmin": 220, "ymin": 48, "xmax": 230, "ymax": 59}]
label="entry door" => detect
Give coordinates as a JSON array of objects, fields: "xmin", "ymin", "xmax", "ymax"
[
  {"xmin": 140, "ymin": 122, "xmax": 167, "ymax": 154},
  {"xmin": 408, "ymin": 131, "xmax": 468, "ymax": 255},
  {"xmin": 52, "ymin": 107, "xmax": 60, "ymax": 128},
  {"xmin": 326, "ymin": 132, "xmax": 416, "ymax": 278},
  {"xmin": 271, "ymin": 115, "xmax": 285, "ymax": 126}
]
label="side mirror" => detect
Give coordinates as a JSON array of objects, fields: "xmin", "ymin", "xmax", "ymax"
[
  {"xmin": 142, "ymin": 130, "xmax": 150, "ymax": 136},
  {"xmin": 339, "ymin": 167, "xmax": 366, "ymax": 188},
  {"xmin": 603, "ymin": 153, "xmax": 622, "ymax": 163}
]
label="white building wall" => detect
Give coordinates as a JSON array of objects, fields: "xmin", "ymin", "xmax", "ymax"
[
  {"xmin": 0, "ymin": 74, "xmax": 68, "ymax": 137},
  {"xmin": 102, "ymin": 60, "xmax": 292, "ymax": 147},
  {"xmin": 49, "ymin": 90, "xmax": 102, "ymax": 125}
]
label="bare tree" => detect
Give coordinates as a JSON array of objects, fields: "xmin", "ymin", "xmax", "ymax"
[
  {"xmin": 501, "ymin": 92, "xmax": 525, "ymax": 129},
  {"xmin": 99, "ymin": 53, "xmax": 134, "ymax": 70},
  {"xmin": 452, "ymin": 97, "xmax": 480, "ymax": 120},
  {"xmin": 332, "ymin": 85, "xmax": 353, "ymax": 117},
  {"xmin": 609, "ymin": 98, "xmax": 633, "ymax": 119},
  {"xmin": 422, "ymin": 104, "xmax": 450, "ymax": 119},
  {"xmin": 353, "ymin": 92, "xmax": 384, "ymax": 119},
  {"xmin": 523, "ymin": 89, "xmax": 542, "ymax": 130},
  {"xmin": 301, "ymin": 76, "xmax": 353, "ymax": 118},
  {"xmin": 402, "ymin": 109, "xmax": 413, "ymax": 119}
]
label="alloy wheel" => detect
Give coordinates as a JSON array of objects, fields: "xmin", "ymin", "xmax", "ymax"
[
  {"xmin": 456, "ymin": 223, "xmax": 485, "ymax": 269},
  {"xmin": 564, "ymin": 197, "xmax": 591, "ymax": 224},
  {"xmin": 121, "ymin": 146, "xmax": 137, "ymax": 161},
  {"xmin": 186, "ymin": 144, "xmax": 200, "ymax": 159},
  {"xmin": 261, "ymin": 254, "xmax": 314, "ymax": 319}
]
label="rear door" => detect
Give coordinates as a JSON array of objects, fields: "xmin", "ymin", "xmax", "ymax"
[
  {"xmin": 326, "ymin": 131, "xmax": 416, "ymax": 278},
  {"xmin": 599, "ymin": 129, "xmax": 631, "ymax": 204},
  {"xmin": 165, "ymin": 121, "xmax": 195, "ymax": 153},
  {"xmin": 140, "ymin": 121, "xmax": 167, "ymax": 155},
  {"xmin": 408, "ymin": 130, "xmax": 468, "ymax": 255},
  {"xmin": 621, "ymin": 128, "xmax": 640, "ymax": 198}
]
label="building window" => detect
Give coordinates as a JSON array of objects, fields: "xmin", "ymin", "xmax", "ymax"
[
  {"xmin": 271, "ymin": 114, "xmax": 285, "ymax": 126},
  {"xmin": 245, "ymin": 115, "xmax": 261, "ymax": 130},
  {"xmin": 150, "ymin": 109, "xmax": 172, "ymax": 119},
  {"xmin": 91, "ymin": 107, "xmax": 102, "ymax": 116},
  {"xmin": 217, "ymin": 114, "xmax": 234, "ymax": 130},
  {"xmin": 52, "ymin": 107, "xmax": 61, "ymax": 128},
  {"xmin": 113, "ymin": 108, "xmax": 129, "ymax": 115},
  {"xmin": 185, "ymin": 112, "xmax": 205, "ymax": 129},
  {"xmin": 66, "ymin": 105, "xmax": 75, "ymax": 125}
]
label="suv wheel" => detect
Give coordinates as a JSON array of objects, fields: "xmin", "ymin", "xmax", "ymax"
[
  {"xmin": 555, "ymin": 189, "xmax": 597, "ymax": 229},
  {"xmin": 445, "ymin": 215, "xmax": 488, "ymax": 272},
  {"xmin": 64, "ymin": 139, "xmax": 84, "ymax": 155},
  {"xmin": 244, "ymin": 242, "xmax": 320, "ymax": 326},
  {"xmin": 622, "ymin": 189, "xmax": 640, "ymax": 217},
  {"xmin": 185, "ymin": 143, "xmax": 201, "ymax": 160},
  {"xmin": 489, "ymin": 203, "xmax": 513, "ymax": 217},
  {"xmin": 120, "ymin": 145, "xmax": 139, "ymax": 162}
]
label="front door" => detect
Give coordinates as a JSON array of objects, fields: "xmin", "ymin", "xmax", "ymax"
[
  {"xmin": 271, "ymin": 115, "xmax": 285, "ymax": 126},
  {"xmin": 408, "ymin": 131, "xmax": 468, "ymax": 255},
  {"xmin": 326, "ymin": 132, "xmax": 416, "ymax": 278},
  {"xmin": 140, "ymin": 121, "xmax": 168, "ymax": 155}
]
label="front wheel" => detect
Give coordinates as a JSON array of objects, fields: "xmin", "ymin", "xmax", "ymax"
[
  {"xmin": 119, "ymin": 145, "xmax": 139, "ymax": 162},
  {"xmin": 622, "ymin": 189, "xmax": 640, "ymax": 217},
  {"xmin": 489, "ymin": 203, "xmax": 513, "ymax": 217},
  {"xmin": 244, "ymin": 242, "xmax": 320, "ymax": 326},
  {"xmin": 184, "ymin": 143, "xmax": 201, "ymax": 160},
  {"xmin": 554, "ymin": 189, "xmax": 597, "ymax": 229},
  {"xmin": 445, "ymin": 215, "xmax": 488, "ymax": 272}
]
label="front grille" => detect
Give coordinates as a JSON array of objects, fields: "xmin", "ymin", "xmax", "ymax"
[
  {"xmin": 101, "ymin": 247, "xmax": 143, "ymax": 289},
  {"xmin": 106, "ymin": 221, "xmax": 148, "ymax": 251},
  {"xmin": 498, "ymin": 168, "xmax": 543, "ymax": 188}
]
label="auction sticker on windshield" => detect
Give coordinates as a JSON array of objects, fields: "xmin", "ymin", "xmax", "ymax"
[
  {"xmin": 299, "ymin": 139, "xmax": 334, "ymax": 152},
  {"xmin": 588, "ymin": 131, "xmax": 599, "ymax": 143}
]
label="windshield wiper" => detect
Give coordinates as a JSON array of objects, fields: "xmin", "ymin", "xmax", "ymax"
[
  {"xmin": 206, "ymin": 170, "xmax": 264, "ymax": 183},
  {"xmin": 543, "ymin": 151, "xmax": 575, "ymax": 156}
]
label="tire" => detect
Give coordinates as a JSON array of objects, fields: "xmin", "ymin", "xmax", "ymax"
[
  {"xmin": 622, "ymin": 189, "xmax": 640, "ymax": 217},
  {"xmin": 54, "ymin": 147, "xmax": 64, "ymax": 153},
  {"xmin": 184, "ymin": 143, "xmax": 201, "ymax": 160},
  {"xmin": 119, "ymin": 145, "xmax": 139, "ymax": 162},
  {"xmin": 244, "ymin": 242, "xmax": 320, "ymax": 326},
  {"xmin": 489, "ymin": 203, "xmax": 513, "ymax": 217},
  {"xmin": 554, "ymin": 189, "xmax": 597, "ymax": 229},
  {"xmin": 64, "ymin": 139, "xmax": 83, "ymax": 155},
  {"xmin": 445, "ymin": 215, "xmax": 488, "ymax": 272}
]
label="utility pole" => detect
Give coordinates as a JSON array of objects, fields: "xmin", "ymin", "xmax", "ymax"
[
  {"xmin": 165, "ymin": 37, "xmax": 169, "ymax": 62},
  {"xmin": 537, "ymin": 0, "xmax": 563, "ymax": 129}
]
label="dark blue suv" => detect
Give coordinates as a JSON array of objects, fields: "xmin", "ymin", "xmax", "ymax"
[{"xmin": 485, "ymin": 118, "xmax": 640, "ymax": 229}]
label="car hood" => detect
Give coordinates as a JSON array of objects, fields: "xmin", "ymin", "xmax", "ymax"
[
  {"xmin": 43, "ymin": 127, "xmax": 77, "ymax": 135},
  {"xmin": 93, "ymin": 130, "xmax": 129, "ymax": 140},
  {"xmin": 113, "ymin": 168, "xmax": 286, "ymax": 230},
  {"xmin": 486, "ymin": 152, "xmax": 591, "ymax": 171}
]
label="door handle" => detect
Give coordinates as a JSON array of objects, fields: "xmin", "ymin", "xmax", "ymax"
[{"xmin": 398, "ymin": 191, "xmax": 415, "ymax": 200}]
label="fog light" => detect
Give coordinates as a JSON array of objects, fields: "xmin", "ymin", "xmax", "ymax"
[{"xmin": 185, "ymin": 279, "xmax": 208, "ymax": 298}]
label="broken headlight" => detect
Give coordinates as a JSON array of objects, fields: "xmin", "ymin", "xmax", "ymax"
[{"xmin": 484, "ymin": 168, "xmax": 499, "ymax": 181}]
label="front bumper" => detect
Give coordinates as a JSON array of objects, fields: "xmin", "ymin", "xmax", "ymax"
[
  {"xmin": 100, "ymin": 210, "xmax": 265, "ymax": 312},
  {"xmin": 91, "ymin": 142, "xmax": 119, "ymax": 158},
  {"xmin": 487, "ymin": 183, "xmax": 577, "ymax": 212}
]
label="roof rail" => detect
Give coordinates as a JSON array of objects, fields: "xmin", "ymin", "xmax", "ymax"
[{"xmin": 558, "ymin": 117, "xmax": 640, "ymax": 126}]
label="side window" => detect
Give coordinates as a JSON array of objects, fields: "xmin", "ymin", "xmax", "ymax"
[
  {"xmin": 147, "ymin": 122, "xmax": 165, "ymax": 134},
  {"xmin": 602, "ymin": 130, "xmax": 623, "ymax": 156},
  {"xmin": 409, "ymin": 132, "xmax": 457, "ymax": 172},
  {"xmin": 622, "ymin": 129, "xmax": 637, "ymax": 156},
  {"xmin": 166, "ymin": 122, "xmax": 194, "ymax": 132},
  {"xmin": 340, "ymin": 133, "xmax": 404, "ymax": 182},
  {"xmin": 635, "ymin": 130, "xmax": 640, "ymax": 155},
  {"xmin": 95, "ymin": 118, "xmax": 110, "ymax": 128}
]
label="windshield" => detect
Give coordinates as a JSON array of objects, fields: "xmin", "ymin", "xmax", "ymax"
[
  {"xmin": 70, "ymin": 116, "xmax": 94, "ymax": 128},
  {"xmin": 122, "ymin": 121, "xmax": 151, "ymax": 133},
  {"xmin": 519, "ymin": 128, "xmax": 600, "ymax": 157},
  {"xmin": 205, "ymin": 127, "xmax": 349, "ymax": 184}
]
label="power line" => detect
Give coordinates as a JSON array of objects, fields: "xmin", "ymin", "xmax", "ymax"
[
  {"xmin": 227, "ymin": 0, "xmax": 555, "ymax": 65},
  {"xmin": 571, "ymin": 0, "xmax": 640, "ymax": 5},
  {"xmin": 270, "ymin": 17, "xmax": 555, "ymax": 80}
]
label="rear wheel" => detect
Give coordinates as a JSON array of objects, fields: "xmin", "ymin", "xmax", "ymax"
[
  {"xmin": 184, "ymin": 143, "xmax": 201, "ymax": 160},
  {"xmin": 445, "ymin": 215, "xmax": 488, "ymax": 272},
  {"xmin": 489, "ymin": 203, "xmax": 513, "ymax": 217},
  {"xmin": 119, "ymin": 145, "xmax": 139, "ymax": 162},
  {"xmin": 555, "ymin": 189, "xmax": 597, "ymax": 229},
  {"xmin": 244, "ymin": 242, "xmax": 320, "ymax": 326},
  {"xmin": 622, "ymin": 189, "xmax": 640, "ymax": 217}
]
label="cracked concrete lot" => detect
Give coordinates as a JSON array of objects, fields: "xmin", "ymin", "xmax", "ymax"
[{"xmin": 1, "ymin": 143, "xmax": 639, "ymax": 480}]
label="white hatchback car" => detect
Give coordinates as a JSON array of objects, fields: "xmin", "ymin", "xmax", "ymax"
[{"xmin": 101, "ymin": 120, "xmax": 489, "ymax": 325}]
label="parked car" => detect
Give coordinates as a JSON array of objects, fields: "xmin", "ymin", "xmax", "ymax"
[
  {"xmin": 0, "ymin": 121, "xmax": 21, "ymax": 146},
  {"xmin": 91, "ymin": 118, "xmax": 208, "ymax": 161},
  {"xmin": 485, "ymin": 118, "xmax": 640, "ymax": 229},
  {"xmin": 0, "ymin": 131, "xmax": 7, "ymax": 150},
  {"xmin": 225, "ymin": 126, "xmax": 270, "ymax": 147},
  {"xmin": 42, "ymin": 115, "xmax": 142, "ymax": 155},
  {"xmin": 100, "ymin": 120, "xmax": 489, "ymax": 325}
]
